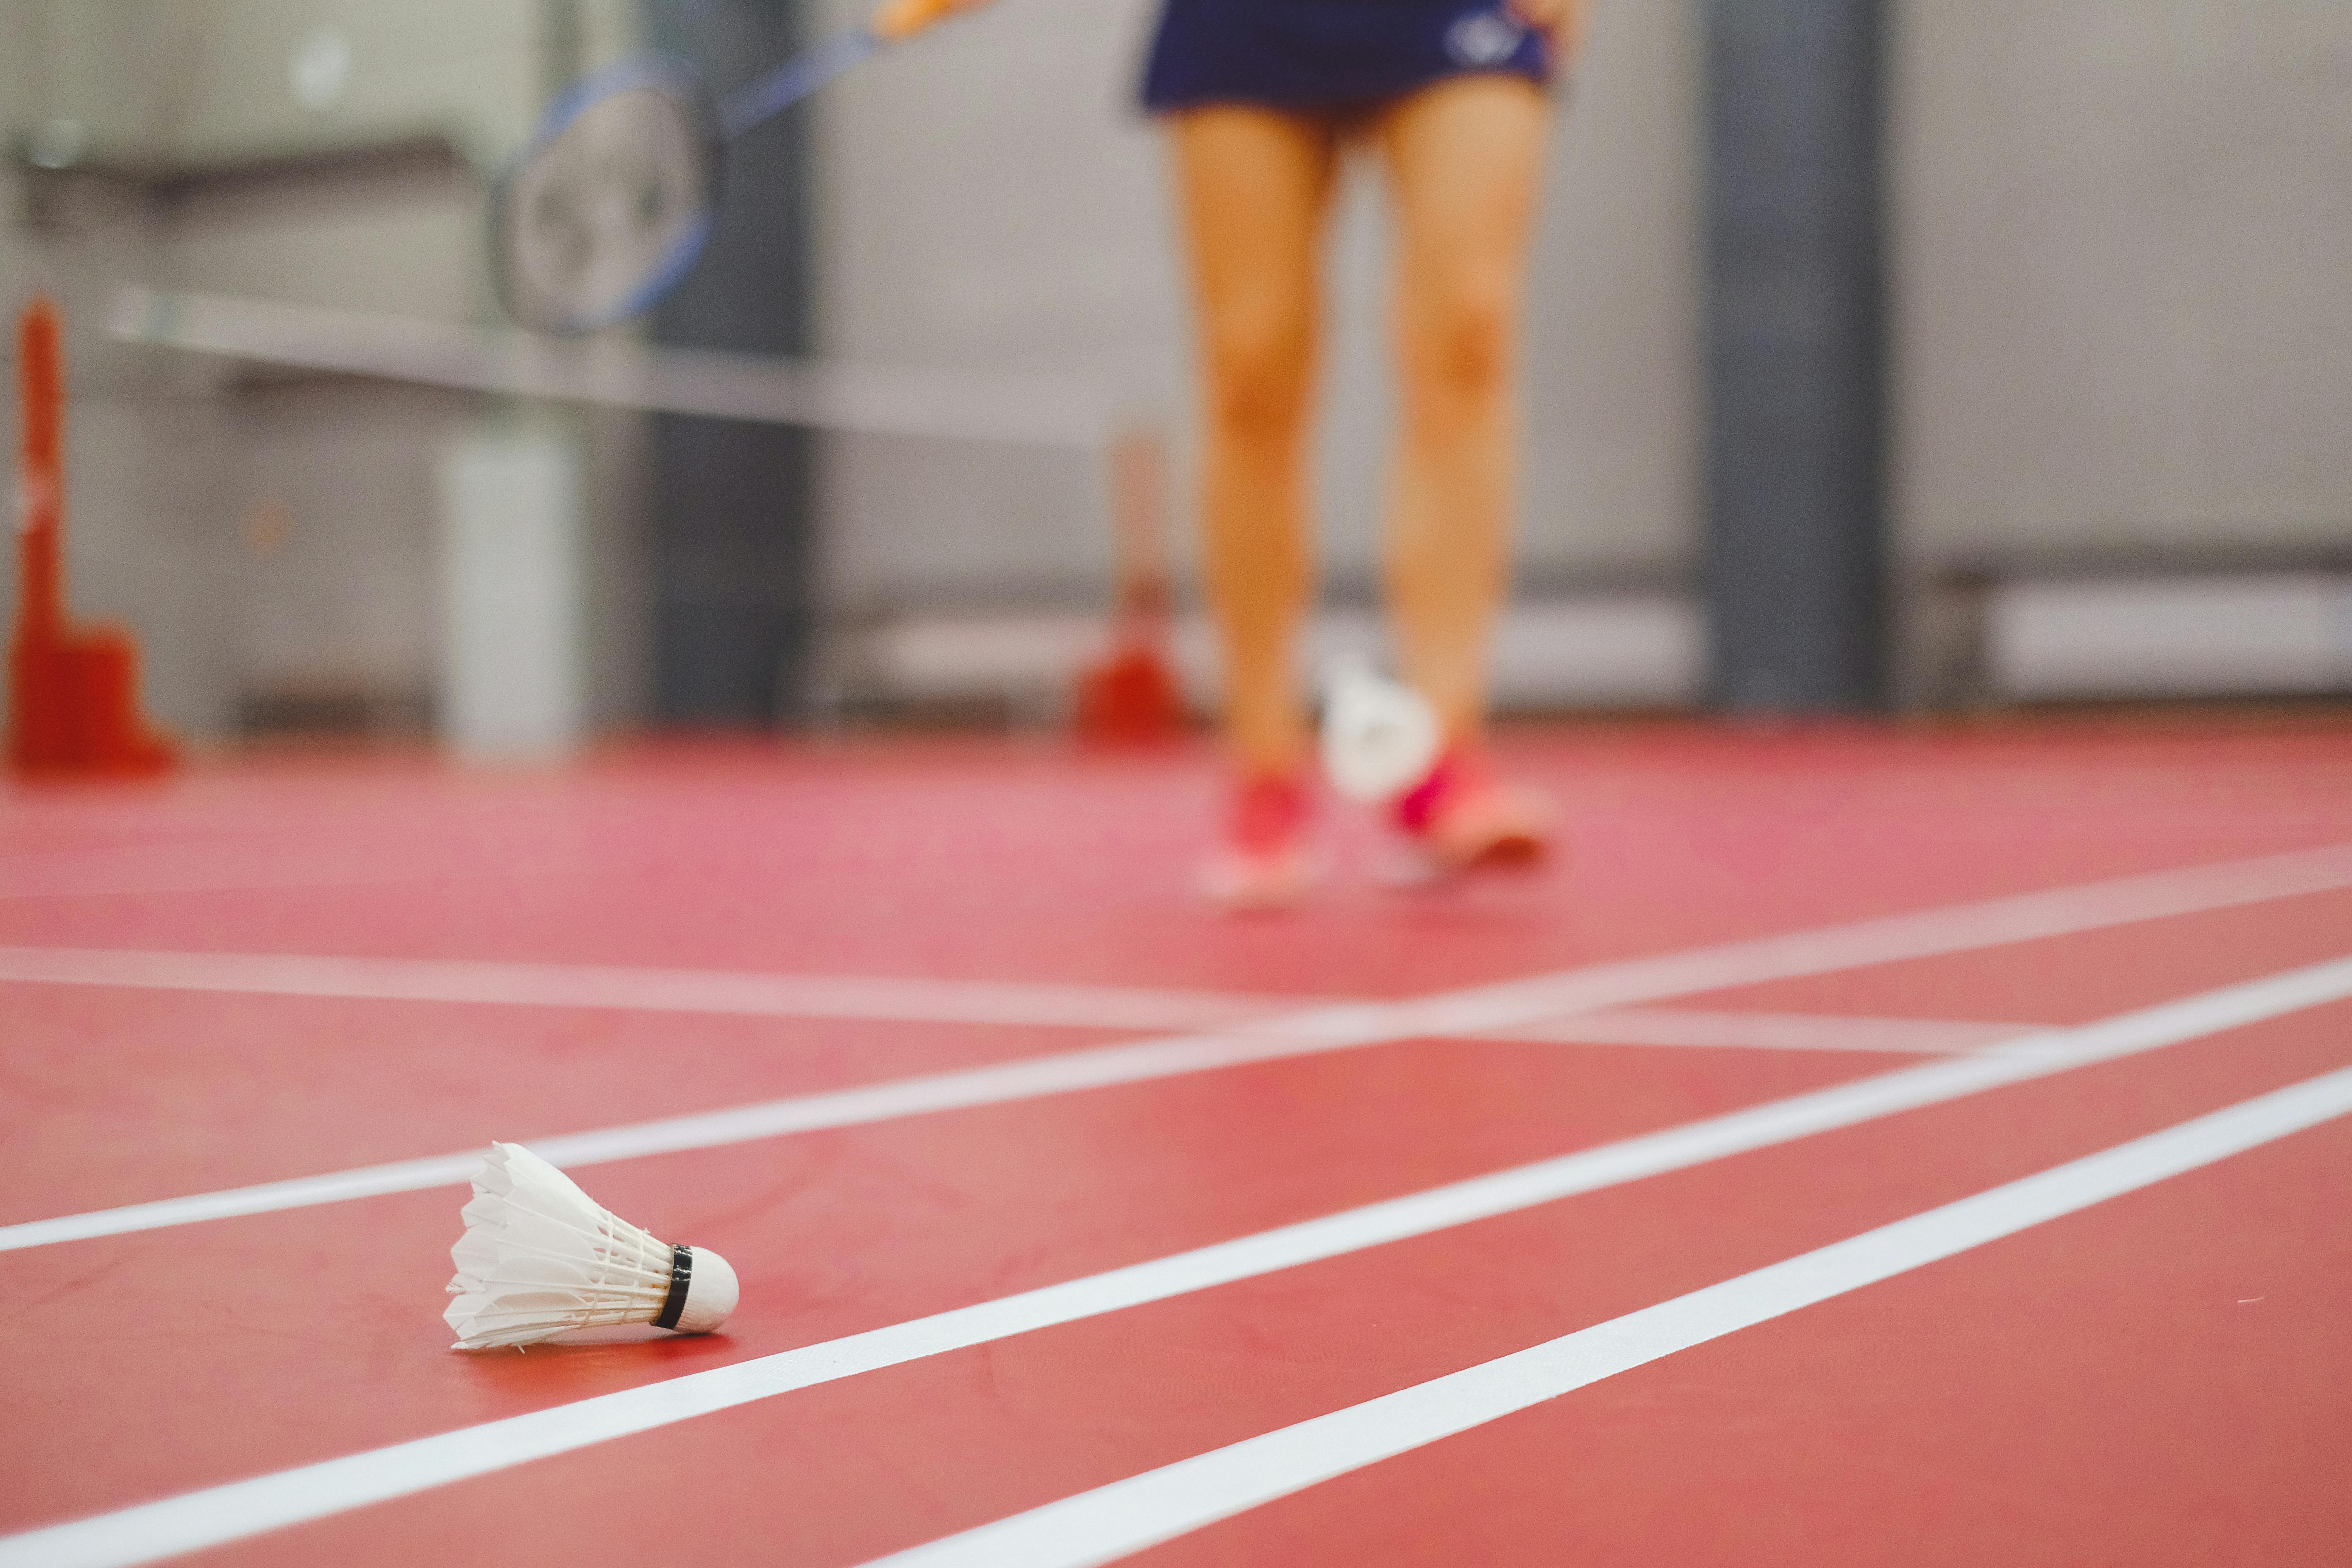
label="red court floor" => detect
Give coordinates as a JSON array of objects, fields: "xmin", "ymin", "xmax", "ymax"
[{"xmin": 2, "ymin": 717, "xmax": 2349, "ymax": 1567}]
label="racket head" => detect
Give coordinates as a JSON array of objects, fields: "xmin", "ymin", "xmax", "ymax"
[{"xmin": 491, "ymin": 56, "xmax": 720, "ymax": 335}]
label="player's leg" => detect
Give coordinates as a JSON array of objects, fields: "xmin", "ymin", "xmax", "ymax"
[
  {"xmin": 1170, "ymin": 104, "xmax": 1340, "ymax": 904},
  {"xmin": 1171, "ymin": 105, "xmax": 1340, "ymax": 782},
  {"xmin": 1374, "ymin": 71, "xmax": 1548, "ymax": 744},
  {"xmin": 1371, "ymin": 73, "xmax": 1558, "ymax": 869}
]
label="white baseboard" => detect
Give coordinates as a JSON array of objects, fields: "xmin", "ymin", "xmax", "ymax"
[
  {"xmin": 829, "ymin": 596, "xmax": 1704, "ymax": 718},
  {"xmin": 1988, "ymin": 574, "xmax": 2352, "ymax": 699}
]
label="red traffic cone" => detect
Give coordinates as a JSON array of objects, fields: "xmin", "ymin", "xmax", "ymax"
[{"xmin": 1074, "ymin": 425, "xmax": 1186, "ymax": 746}]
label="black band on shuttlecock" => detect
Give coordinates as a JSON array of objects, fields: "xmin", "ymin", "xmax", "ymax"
[{"xmin": 655, "ymin": 1245, "xmax": 694, "ymax": 1330}]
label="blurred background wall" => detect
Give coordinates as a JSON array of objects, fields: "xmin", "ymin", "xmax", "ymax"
[
  {"xmin": 2, "ymin": 0, "xmax": 2348, "ymax": 748},
  {"xmin": 1893, "ymin": 1, "xmax": 2352, "ymax": 702},
  {"xmin": 1896, "ymin": 1, "xmax": 2352, "ymax": 570},
  {"xmin": 0, "ymin": 0, "xmax": 647, "ymax": 745}
]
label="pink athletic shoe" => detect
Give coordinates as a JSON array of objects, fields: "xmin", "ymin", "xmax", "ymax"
[
  {"xmin": 1386, "ymin": 746, "xmax": 1558, "ymax": 880},
  {"xmin": 1199, "ymin": 772, "xmax": 1318, "ymax": 911}
]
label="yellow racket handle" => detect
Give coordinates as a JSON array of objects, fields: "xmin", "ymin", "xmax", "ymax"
[{"xmin": 870, "ymin": 0, "xmax": 967, "ymax": 43}]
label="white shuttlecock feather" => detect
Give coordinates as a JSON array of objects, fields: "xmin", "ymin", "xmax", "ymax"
[{"xmin": 444, "ymin": 1142, "xmax": 739, "ymax": 1350}]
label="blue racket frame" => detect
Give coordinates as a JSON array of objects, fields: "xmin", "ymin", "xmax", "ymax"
[{"xmin": 491, "ymin": 31, "xmax": 888, "ymax": 335}]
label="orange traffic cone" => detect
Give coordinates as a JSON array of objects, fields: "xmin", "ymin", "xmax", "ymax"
[{"xmin": 7, "ymin": 297, "xmax": 177, "ymax": 778}]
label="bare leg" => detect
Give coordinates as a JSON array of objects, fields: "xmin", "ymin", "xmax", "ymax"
[
  {"xmin": 1373, "ymin": 75, "xmax": 1551, "ymax": 743},
  {"xmin": 1170, "ymin": 106, "xmax": 1340, "ymax": 777}
]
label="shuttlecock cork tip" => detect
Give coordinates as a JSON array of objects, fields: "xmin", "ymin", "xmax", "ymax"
[{"xmin": 667, "ymin": 1244, "xmax": 739, "ymax": 1335}]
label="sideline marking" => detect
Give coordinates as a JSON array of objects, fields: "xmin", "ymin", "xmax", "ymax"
[
  {"xmin": 0, "ymin": 947, "xmax": 2040, "ymax": 1054},
  {"xmin": 858, "ymin": 1066, "xmax": 2352, "ymax": 1568},
  {"xmin": 0, "ymin": 947, "xmax": 1300, "ymax": 1033},
  {"xmin": 1487, "ymin": 1008, "xmax": 2045, "ymax": 1055},
  {"xmin": 4, "ymin": 959, "xmax": 2348, "ymax": 1566},
  {"xmin": 7, "ymin": 841, "xmax": 2350, "ymax": 1252},
  {"xmin": 5, "ymin": 840, "xmax": 2349, "ymax": 1022}
]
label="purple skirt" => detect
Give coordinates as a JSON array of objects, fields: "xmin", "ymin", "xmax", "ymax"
[{"xmin": 1141, "ymin": 0, "xmax": 1552, "ymax": 114}]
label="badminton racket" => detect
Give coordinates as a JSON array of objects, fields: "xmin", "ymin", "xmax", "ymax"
[{"xmin": 491, "ymin": 0, "xmax": 968, "ymax": 335}]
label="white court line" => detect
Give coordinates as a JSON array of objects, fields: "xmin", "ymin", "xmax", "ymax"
[
  {"xmin": 0, "ymin": 1009, "xmax": 1395, "ymax": 1252},
  {"xmin": 859, "ymin": 1065, "xmax": 2352, "ymax": 1568},
  {"xmin": 0, "ymin": 1009, "xmax": 2034, "ymax": 1254},
  {"xmin": 1391, "ymin": 841, "xmax": 2352, "ymax": 1039},
  {"xmin": 4, "ymin": 958, "xmax": 2348, "ymax": 1568},
  {"xmin": 0, "ymin": 946, "xmax": 2042, "ymax": 1052},
  {"xmin": 0, "ymin": 947, "xmax": 1301, "ymax": 1034},
  {"xmin": 6, "ymin": 841, "xmax": 2349, "ymax": 1253},
  {"xmin": 5, "ymin": 841, "xmax": 2349, "ymax": 1026},
  {"xmin": 1485, "ymin": 1009, "xmax": 2047, "ymax": 1055}
]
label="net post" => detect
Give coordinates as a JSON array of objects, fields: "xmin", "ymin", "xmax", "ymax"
[{"xmin": 7, "ymin": 298, "xmax": 178, "ymax": 779}]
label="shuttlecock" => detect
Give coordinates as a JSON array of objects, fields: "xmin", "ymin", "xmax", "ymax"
[
  {"xmin": 1320, "ymin": 662, "xmax": 1441, "ymax": 803},
  {"xmin": 444, "ymin": 1142, "xmax": 739, "ymax": 1350}
]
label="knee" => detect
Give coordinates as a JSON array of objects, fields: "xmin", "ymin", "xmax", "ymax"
[
  {"xmin": 1404, "ymin": 281, "xmax": 1516, "ymax": 408},
  {"xmin": 1202, "ymin": 312, "xmax": 1313, "ymax": 446}
]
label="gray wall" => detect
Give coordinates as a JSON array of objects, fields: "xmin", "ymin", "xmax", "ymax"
[{"xmin": 1892, "ymin": 0, "xmax": 2352, "ymax": 568}]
